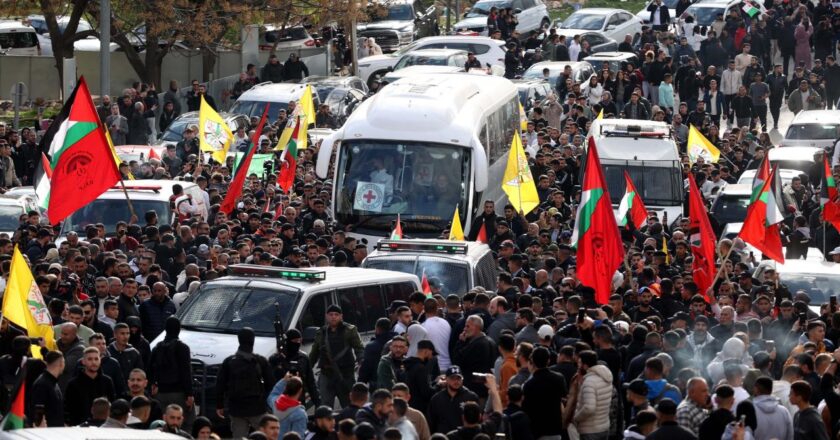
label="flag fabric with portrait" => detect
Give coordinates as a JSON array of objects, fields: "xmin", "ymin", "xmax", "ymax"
[
  {"xmin": 502, "ymin": 133, "xmax": 539, "ymax": 215},
  {"xmin": 198, "ymin": 95, "xmax": 233, "ymax": 163},
  {"xmin": 1, "ymin": 247, "xmax": 56, "ymax": 357},
  {"xmin": 687, "ymin": 124, "xmax": 721, "ymax": 164}
]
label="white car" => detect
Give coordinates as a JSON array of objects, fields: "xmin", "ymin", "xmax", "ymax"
[
  {"xmin": 392, "ymin": 48, "xmax": 468, "ymax": 71},
  {"xmin": 452, "ymin": 0, "xmax": 550, "ymax": 36},
  {"xmin": 682, "ymin": 0, "xmax": 765, "ymax": 27},
  {"xmin": 357, "ymin": 35, "xmax": 507, "ymax": 86},
  {"xmin": 0, "ymin": 194, "xmax": 41, "ymax": 237},
  {"xmin": 27, "ymin": 15, "xmax": 118, "ymax": 55},
  {"xmin": 259, "ymin": 25, "xmax": 316, "ymax": 51},
  {"xmin": 753, "ymin": 259, "xmax": 836, "ymax": 315},
  {"xmin": 521, "ymin": 61, "xmax": 595, "ymax": 88},
  {"xmin": 551, "ymin": 8, "xmax": 643, "ymax": 44},
  {"xmin": 736, "ymin": 168, "xmax": 804, "ymax": 187},
  {"xmin": 768, "ymin": 146, "xmax": 823, "ymax": 172},
  {"xmin": 782, "ymin": 110, "xmax": 840, "ymax": 151},
  {"xmin": 0, "ymin": 20, "xmax": 40, "ymax": 56}
]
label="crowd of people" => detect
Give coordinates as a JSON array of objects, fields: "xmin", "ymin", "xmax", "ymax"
[{"xmin": 0, "ymin": 1, "xmax": 839, "ymax": 440}]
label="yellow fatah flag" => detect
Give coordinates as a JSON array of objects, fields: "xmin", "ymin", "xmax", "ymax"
[
  {"xmin": 300, "ymin": 84, "xmax": 316, "ymax": 127},
  {"xmin": 662, "ymin": 236, "xmax": 670, "ymax": 264},
  {"xmin": 519, "ymin": 102, "xmax": 528, "ymax": 132},
  {"xmin": 2, "ymin": 247, "xmax": 56, "ymax": 358},
  {"xmin": 597, "ymin": 108, "xmax": 604, "ymax": 120},
  {"xmin": 449, "ymin": 206, "xmax": 465, "ymax": 241},
  {"xmin": 198, "ymin": 95, "xmax": 233, "ymax": 163},
  {"xmin": 687, "ymin": 124, "xmax": 720, "ymax": 164},
  {"xmin": 502, "ymin": 132, "xmax": 539, "ymax": 215},
  {"xmin": 275, "ymin": 106, "xmax": 309, "ymax": 151},
  {"xmin": 104, "ymin": 129, "xmax": 133, "ymax": 180}
]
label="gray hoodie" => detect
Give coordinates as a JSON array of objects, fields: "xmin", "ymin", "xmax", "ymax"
[{"xmin": 753, "ymin": 395, "xmax": 793, "ymax": 440}]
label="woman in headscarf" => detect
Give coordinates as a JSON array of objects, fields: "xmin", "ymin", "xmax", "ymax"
[{"xmin": 405, "ymin": 322, "xmax": 429, "ymax": 358}]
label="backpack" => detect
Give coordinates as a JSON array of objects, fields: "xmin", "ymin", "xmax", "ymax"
[
  {"xmin": 226, "ymin": 354, "xmax": 265, "ymax": 401},
  {"xmin": 151, "ymin": 340, "xmax": 180, "ymax": 386}
]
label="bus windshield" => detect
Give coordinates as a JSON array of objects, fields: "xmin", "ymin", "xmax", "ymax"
[
  {"xmin": 63, "ymin": 199, "xmax": 172, "ymax": 235},
  {"xmin": 335, "ymin": 140, "xmax": 471, "ymax": 234},
  {"xmin": 601, "ymin": 163, "xmax": 684, "ymax": 206},
  {"xmin": 364, "ymin": 258, "xmax": 470, "ymax": 295}
]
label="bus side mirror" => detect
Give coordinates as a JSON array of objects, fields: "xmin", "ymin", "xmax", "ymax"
[
  {"xmin": 302, "ymin": 326, "xmax": 318, "ymax": 343},
  {"xmin": 473, "ymin": 134, "xmax": 488, "ymax": 192},
  {"xmin": 315, "ymin": 131, "xmax": 340, "ymax": 178}
]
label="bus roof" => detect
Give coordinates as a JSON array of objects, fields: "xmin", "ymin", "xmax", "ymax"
[{"xmin": 340, "ymin": 73, "xmax": 517, "ymax": 146}]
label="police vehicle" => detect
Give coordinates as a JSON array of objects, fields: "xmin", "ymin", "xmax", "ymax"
[
  {"xmin": 362, "ymin": 239, "xmax": 498, "ymax": 295},
  {"xmin": 153, "ymin": 265, "xmax": 421, "ymax": 414}
]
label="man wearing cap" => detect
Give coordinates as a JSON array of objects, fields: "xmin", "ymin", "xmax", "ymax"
[
  {"xmin": 427, "ymin": 365, "xmax": 479, "ymax": 434},
  {"xmin": 309, "ymin": 304, "xmax": 363, "ymax": 408},
  {"xmin": 308, "ymin": 406, "xmax": 337, "ymax": 440},
  {"xmin": 828, "ymin": 246, "xmax": 840, "ymax": 263},
  {"xmin": 647, "ymin": 398, "xmax": 696, "ymax": 440},
  {"xmin": 101, "ymin": 398, "xmax": 131, "ymax": 428},
  {"xmin": 625, "ymin": 378, "xmax": 651, "ymax": 425}
]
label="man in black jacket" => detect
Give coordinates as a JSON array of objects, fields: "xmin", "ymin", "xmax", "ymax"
[
  {"xmin": 402, "ymin": 340, "xmax": 439, "ymax": 412},
  {"xmin": 216, "ymin": 327, "xmax": 273, "ymax": 439},
  {"xmin": 107, "ymin": 323, "xmax": 144, "ymax": 382},
  {"xmin": 269, "ymin": 328, "xmax": 319, "ymax": 407},
  {"xmin": 503, "ymin": 384, "xmax": 534, "ymax": 440},
  {"xmin": 452, "ymin": 316, "xmax": 496, "ymax": 400},
  {"xmin": 468, "ymin": 201, "xmax": 497, "ymax": 242},
  {"xmin": 824, "ymin": 55, "xmax": 840, "ymax": 109},
  {"xmin": 767, "ymin": 64, "xmax": 787, "ymax": 129},
  {"xmin": 28, "ymin": 351, "xmax": 65, "ymax": 427},
  {"xmin": 64, "ymin": 347, "xmax": 116, "ymax": 426},
  {"xmin": 427, "ymin": 366, "xmax": 479, "ymax": 434},
  {"xmin": 522, "ymin": 346, "xmax": 567, "ymax": 439},
  {"xmin": 646, "ymin": 399, "xmax": 697, "ymax": 440},
  {"xmin": 647, "ymin": 0, "xmax": 671, "ymax": 32},
  {"xmin": 148, "ymin": 317, "xmax": 194, "ymax": 430}
]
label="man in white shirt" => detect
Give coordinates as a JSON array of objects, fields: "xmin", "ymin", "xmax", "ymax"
[
  {"xmin": 734, "ymin": 43, "xmax": 752, "ymax": 73},
  {"xmin": 369, "ymin": 157, "xmax": 394, "ymax": 204},
  {"xmin": 569, "ymin": 36, "xmax": 581, "ymax": 62},
  {"xmin": 420, "ymin": 298, "xmax": 452, "ymax": 371}
]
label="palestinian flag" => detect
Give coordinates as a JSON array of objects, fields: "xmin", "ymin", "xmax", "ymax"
[
  {"xmin": 821, "ymin": 154, "xmax": 840, "ymax": 231},
  {"xmin": 475, "ymin": 223, "xmax": 487, "ymax": 243},
  {"xmin": 43, "ymin": 77, "xmax": 121, "ymax": 225},
  {"xmin": 688, "ymin": 176, "xmax": 716, "ymax": 301},
  {"xmin": 221, "ymin": 104, "xmax": 267, "ymax": 215},
  {"xmin": 617, "ymin": 171, "xmax": 648, "ymax": 228},
  {"xmin": 571, "ymin": 137, "xmax": 624, "ymax": 304},
  {"xmin": 34, "ymin": 153, "xmax": 52, "ymax": 212},
  {"xmin": 740, "ymin": 166, "xmax": 785, "ymax": 263},
  {"xmin": 421, "ymin": 270, "xmax": 432, "ymax": 297},
  {"xmin": 0, "ymin": 382, "xmax": 24, "ymax": 430},
  {"xmin": 742, "ymin": 1, "xmax": 760, "ymax": 17},
  {"xmin": 277, "ymin": 109, "xmax": 301, "ymax": 194},
  {"xmin": 390, "ymin": 214, "xmax": 403, "ymax": 240}
]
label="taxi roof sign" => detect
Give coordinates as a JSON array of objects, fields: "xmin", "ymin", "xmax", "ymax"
[
  {"xmin": 229, "ymin": 264, "xmax": 326, "ymax": 282},
  {"xmin": 376, "ymin": 240, "xmax": 468, "ymax": 255}
]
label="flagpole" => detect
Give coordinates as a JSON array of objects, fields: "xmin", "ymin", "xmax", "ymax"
[
  {"xmin": 117, "ymin": 177, "xmax": 137, "ymax": 222},
  {"xmin": 709, "ymin": 242, "xmax": 735, "ymax": 292}
]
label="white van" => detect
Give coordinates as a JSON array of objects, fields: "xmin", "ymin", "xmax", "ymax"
[
  {"xmin": 782, "ymin": 110, "xmax": 840, "ymax": 151},
  {"xmin": 58, "ymin": 180, "xmax": 208, "ymax": 238},
  {"xmin": 362, "ymin": 239, "xmax": 498, "ymax": 294},
  {"xmin": 154, "ymin": 265, "xmax": 421, "ymax": 413},
  {"xmin": 588, "ymin": 120, "xmax": 684, "ymax": 226},
  {"xmin": 0, "ymin": 20, "xmax": 40, "ymax": 56},
  {"xmin": 230, "ymin": 82, "xmax": 320, "ymax": 123}
]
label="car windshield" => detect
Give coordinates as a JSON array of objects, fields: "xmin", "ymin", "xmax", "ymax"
[
  {"xmin": 466, "ymin": 0, "xmax": 512, "ymax": 17},
  {"xmin": 0, "ymin": 205, "xmax": 24, "ymax": 231},
  {"xmin": 785, "ymin": 123, "xmax": 840, "ymax": 140},
  {"xmin": 364, "ymin": 258, "xmax": 470, "ymax": 294},
  {"xmin": 778, "ymin": 273, "xmax": 839, "ymax": 305},
  {"xmin": 335, "ymin": 140, "xmax": 470, "ymax": 235},
  {"xmin": 394, "ymin": 54, "xmax": 452, "ymax": 70},
  {"xmin": 711, "ymin": 194, "xmax": 749, "ymax": 227},
  {"xmin": 521, "ymin": 66, "xmax": 559, "ymax": 86},
  {"xmin": 160, "ymin": 119, "xmax": 193, "ymax": 142},
  {"xmin": 686, "ymin": 6, "xmax": 724, "ymax": 26},
  {"xmin": 369, "ymin": 4, "xmax": 415, "ymax": 21},
  {"xmin": 602, "ymin": 163, "xmax": 684, "ymax": 206},
  {"xmin": 178, "ymin": 284, "xmax": 298, "ymax": 337},
  {"xmin": 231, "ymin": 101, "xmax": 291, "ymax": 123},
  {"xmin": 0, "ymin": 31, "xmax": 38, "ymax": 48},
  {"xmin": 561, "ymin": 13, "xmax": 605, "ymax": 30},
  {"xmin": 62, "ymin": 199, "xmax": 172, "ymax": 235}
]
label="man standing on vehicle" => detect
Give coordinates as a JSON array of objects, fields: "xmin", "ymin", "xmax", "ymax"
[
  {"xmin": 216, "ymin": 327, "xmax": 274, "ymax": 439},
  {"xmin": 647, "ymin": 0, "xmax": 670, "ymax": 32},
  {"xmin": 310, "ymin": 305, "xmax": 364, "ymax": 408}
]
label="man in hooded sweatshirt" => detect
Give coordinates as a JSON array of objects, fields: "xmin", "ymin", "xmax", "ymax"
[
  {"xmin": 268, "ymin": 376, "xmax": 307, "ymax": 438},
  {"xmin": 752, "ymin": 376, "xmax": 793, "ymax": 440},
  {"xmin": 216, "ymin": 327, "xmax": 273, "ymax": 439},
  {"xmin": 148, "ymin": 316, "xmax": 194, "ymax": 429}
]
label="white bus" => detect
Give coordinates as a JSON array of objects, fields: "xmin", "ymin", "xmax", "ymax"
[{"xmin": 315, "ymin": 73, "xmax": 519, "ymax": 244}]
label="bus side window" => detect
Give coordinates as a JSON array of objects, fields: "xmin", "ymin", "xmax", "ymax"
[
  {"xmin": 337, "ymin": 285, "xmax": 380, "ymax": 332},
  {"xmin": 476, "ymin": 252, "xmax": 498, "ymax": 290},
  {"xmin": 384, "ymin": 282, "xmax": 417, "ymax": 304}
]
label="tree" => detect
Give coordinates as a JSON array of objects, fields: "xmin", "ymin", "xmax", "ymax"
[{"xmin": 12, "ymin": 0, "xmax": 99, "ymax": 91}]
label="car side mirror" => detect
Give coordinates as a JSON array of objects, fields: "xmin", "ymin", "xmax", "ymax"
[
  {"xmin": 606, "ymin": 24, "xmax": 616, "ymax": 30},
  {"xmin": 302, "ymin": 326, "xmax": 318, "ymax": 343}
]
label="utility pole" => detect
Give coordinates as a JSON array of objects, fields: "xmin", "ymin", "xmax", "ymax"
[{"xmin": 100, "ymin": 0, "xmax": 111, "ymax": 99}]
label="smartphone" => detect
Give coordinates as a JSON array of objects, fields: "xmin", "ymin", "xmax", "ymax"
[
  {"xmin": 577, "ymin": 309, "xmax": 586, "ymax": 323},
  {"xmin": 831, "ymin": 296, "xmax": 837, "ymax": 312},
  {"xmin": 472, "ymin": 372, "xmax": 487, "ymax": 384},
  {"xmin": 799, "ymin": 313, "xmax": 807, "ymax": 325},
  {"xmin": 288, "ymin": 360, "xmax": 300, "ymax": 376},
  {"xmin": 738, "ymin": 415, "xmax": 746, "ymax": 427},
  {"xmin": 765, "ymin": 340, "xmax": 775, "ymax": 352}
]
